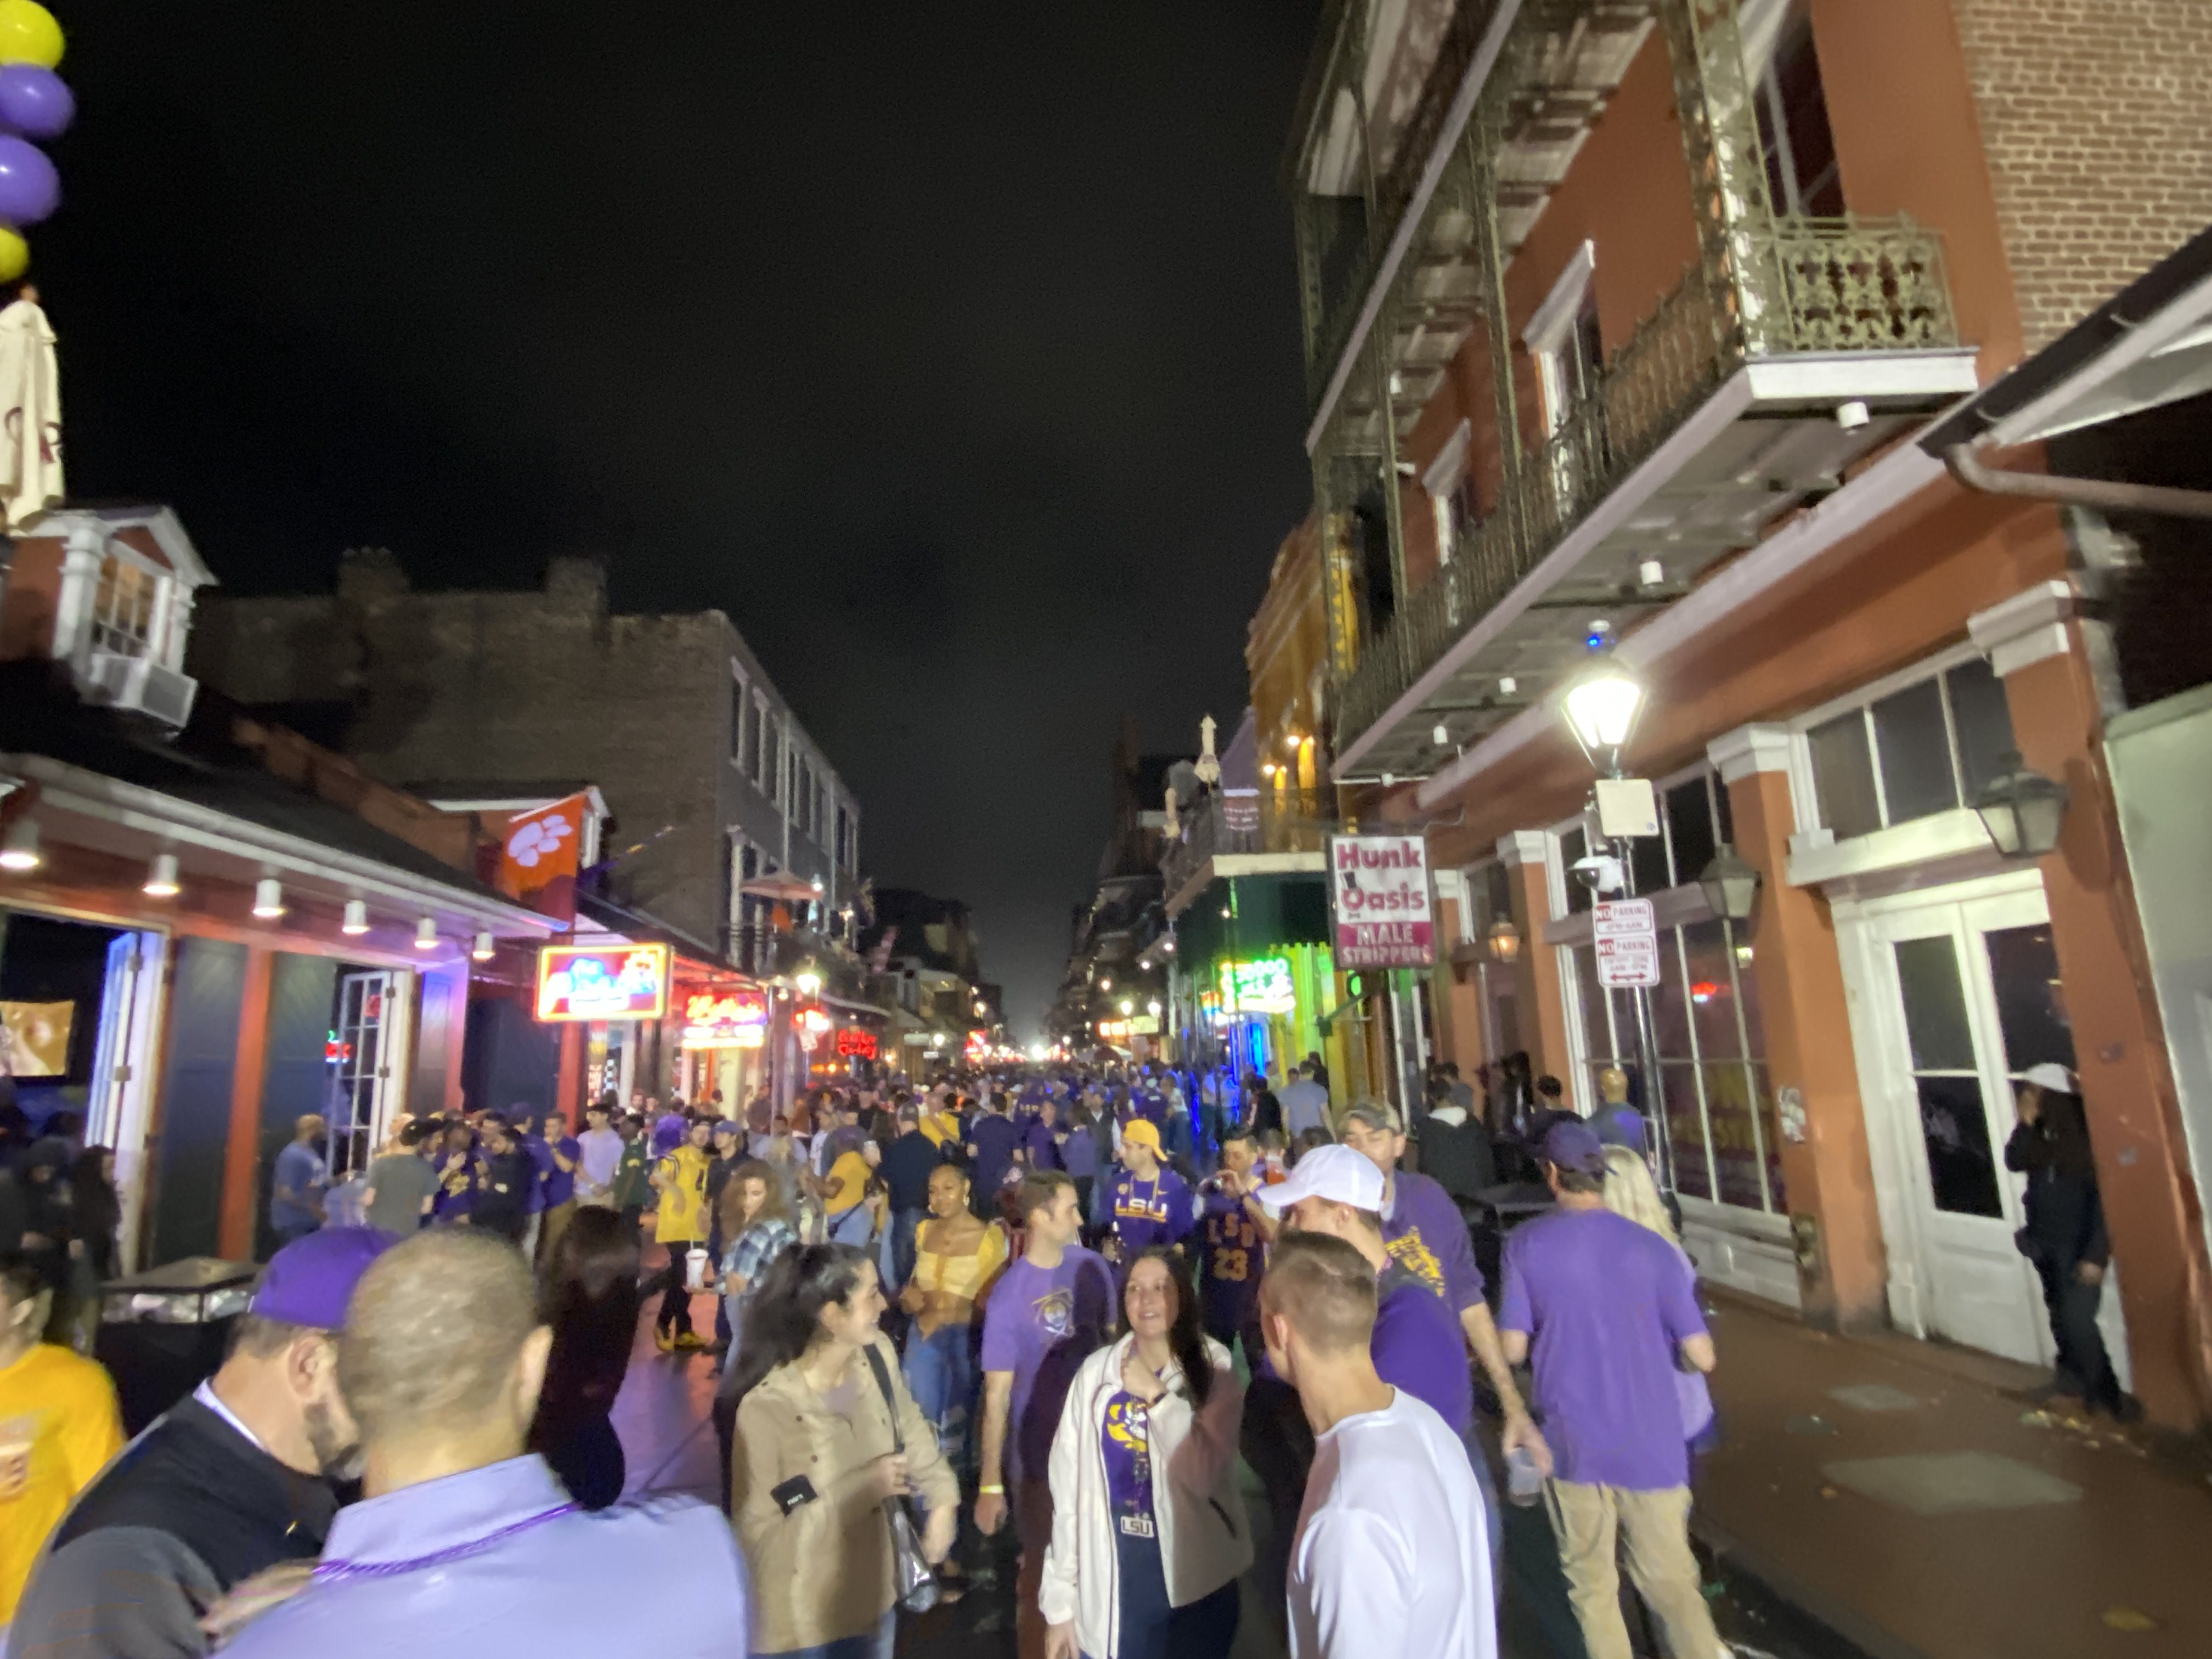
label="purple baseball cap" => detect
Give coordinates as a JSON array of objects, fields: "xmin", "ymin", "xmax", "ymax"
[
  {"xmin": 251, "ymin": 1226, "xmax": 397, "ymax": 1329},
  {"xmin": 1542, "ymin": 1119, "xmax": 1609, "ymax": 1177}
]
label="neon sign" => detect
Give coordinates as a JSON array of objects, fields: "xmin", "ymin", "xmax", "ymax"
[
  {"xmin": 796, "ymin": 1006, "xmax": 832, "ymax": 1052},
  {"xmin": 536, "ymin": 944, "xmax": 670, "ymax": 1023},
  {"xmin": 680, "ymin": 988, "xmax": 769, "ymax": 1049},
  {"xmin": 1098, "ymin": 1018, "xmax": 1131, "ymax": 1041},
  {"xmin": 836, "ymin": 1028, "xmax": 880, "ymax": 1060},
  {"xmin": 1218, "ymin": 956, "xmax": 1296, "ymax": 1015}
]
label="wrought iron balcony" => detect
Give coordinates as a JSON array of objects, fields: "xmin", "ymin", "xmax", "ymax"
[
  {"xmin": 1162, "ymin": 788, "xmax": 1336, "ymax": 913},
  {"xmin": 1335, "ymin": 215, "xmax": 1968, "ymax": 765}
]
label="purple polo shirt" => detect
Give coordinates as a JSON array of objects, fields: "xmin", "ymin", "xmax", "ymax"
[
  {"xmin": 970, "ymin": 1113, "xmax": 1024, "ymax": 1200},
  {"xmin": 1373, "ymin": 1262, "xmax": 1474, "ymax": 1443},
  {"xmin": 1498, "ymin": 1207, "xmax": 1709, "ymax": 1491},
  {"xmin": 1383, "ymin": 1167, "xmax": 1485, "ymax": 1316},
  {"xmin": 520, "ymin": 1135, "xmax": 554, "ymax": 1215},
  {"xmin": 217, "ymin": 1454, "xmax": 748, "ymax": 1659}
]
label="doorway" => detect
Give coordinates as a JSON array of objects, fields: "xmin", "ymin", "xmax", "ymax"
[{"xmin": 1844, "ymin": 872, "xmax": 2130, "ymax": 1380}]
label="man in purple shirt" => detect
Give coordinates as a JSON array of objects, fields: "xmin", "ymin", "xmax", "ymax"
[
  {"xmin": 218, "ymin": 1229, "xmax": 747, "ymax": 1659},
  {"xmin": 1197, "ymin": 1125, "xmax": 1269, "ymax": 1350},
  {"xmin": 1257, "ymin": 1144, "xmax": 1474, "ymax": 1444},
  {"xmin": 1106, "ymin": 1118, "xmax": 1194, "ymax": 1258},
  {"xmin": 1499, "ymin": 1120, "xmax": 1720, "ymax": 1659},
  {"xmin": 967, "ymin": 1098, "xmax": 1025, "ymax": 1217},
  {"xmin": 976, "ymin": 1170, "xmax": 1116, "ymax": 1657},
  {"xmin": 533, "ymin": 1109, "xmax": 581, "ymax": 1263},
  {"xmin": 1023, "ymin": 1095, "xmax": 1065, "ymax": 1172},
  {"xmin": 1340, "ymin": 1101, "xmax": 1548, "ymax": 1471}
]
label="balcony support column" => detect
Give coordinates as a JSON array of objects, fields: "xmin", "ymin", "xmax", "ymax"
[
  {"xmin": 1466, "ymin": 71, "xmax": 1525, "ymax": 573},
  {"xmin": 1660, "ymin": 0, "xmax": 1788, "ymax": 356}
]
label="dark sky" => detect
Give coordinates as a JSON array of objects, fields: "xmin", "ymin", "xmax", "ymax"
[{"xmin": 43, "ymin": 3, "xmax": 1320, "ymax": 1036}]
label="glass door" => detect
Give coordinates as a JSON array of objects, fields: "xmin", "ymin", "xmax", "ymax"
[
  {"xmin": 1864, "ymin": 887, "xmax": 2069, "ymax": 1365},
  {"xmin": 328, "ymin": 970, "xmax": 394, "ymax": 1180}
]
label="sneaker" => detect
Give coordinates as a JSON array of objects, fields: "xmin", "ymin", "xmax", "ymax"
[
  {"xmin": 674, "ymin": 1331, "xmax": 708, "ymax": 1350},
  {"xmin": 653, "ymin": 1325, "xmax": 675, "ymax": 1354}
]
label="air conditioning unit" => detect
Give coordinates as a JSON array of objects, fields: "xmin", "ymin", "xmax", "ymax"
[{"xmin": 83, "ymin": 649, "xmax": 200, "ymax": 729}]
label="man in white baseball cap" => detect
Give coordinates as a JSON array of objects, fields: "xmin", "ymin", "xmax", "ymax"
[{"xmin": 1257, "ymin": 1145, "xmax": 1480, "ymax": 1453}]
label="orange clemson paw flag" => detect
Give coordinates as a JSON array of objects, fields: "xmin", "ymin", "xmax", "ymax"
[{"xmin": 495, "ymin": 793, "xmax": 586, "ymax": 922}]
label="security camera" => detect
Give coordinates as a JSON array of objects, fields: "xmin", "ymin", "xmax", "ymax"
[{"xmin": 1571, "ymin": 853, "xmax": 1625, "ymax": 895}]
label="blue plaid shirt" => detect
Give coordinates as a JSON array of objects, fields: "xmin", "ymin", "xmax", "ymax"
[{"xmin": 721, "ymin": 1218, "xmax": 797, "ymax": 1289}]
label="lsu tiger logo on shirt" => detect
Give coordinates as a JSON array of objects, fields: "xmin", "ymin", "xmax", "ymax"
[{"xmin": 1386, "ymin": 1230, "xmax": 1445, "ymax": 1295}]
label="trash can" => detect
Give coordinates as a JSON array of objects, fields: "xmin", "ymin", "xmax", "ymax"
[{"xmin": 94, "ymin": 1257, "xmax": 259, "ymax": 1435}]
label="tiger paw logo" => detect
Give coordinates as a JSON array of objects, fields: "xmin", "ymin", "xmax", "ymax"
[
  {"xmin": 1387, "ymin": 1232, "xmax": 1444, "ymax": 1294},
  {"xmin": 506, "ymin": 813, "xmax": 573, "ymax": 868}
]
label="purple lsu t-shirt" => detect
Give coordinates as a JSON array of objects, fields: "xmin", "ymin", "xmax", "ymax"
[
  {"xmin": 1498, "ymin": 1207, "xmax": 1708, "ymax": 1491},
  {"xmin": 1372, "ymin": 1262, "xmax": 1474, "ymax": 1442},
  {"xmin": 1199, "ymin": 1188, "xmax": 1265, "ymax": 1336},
  {"xmin": 1101, "ymin": 1390, "xmax": 1156, "ymax": 1529},
  {"xmin": 1024, "ymin": 1119, "xmax": 1064, "ymax": 1172},
  {"xmin": 981, "ymin": 1248, "xmax": 1118, "ymax": 1480},
  {"xmin": 971, "ymin": 1113, "xmax": 1024, "ymax": 1197},
  {"xmin": 1383, "ymin": 1168, "xmax": 1485, "ymax": 1315},
  {"xmin": 1110, "ymin": 1169, "xmax": 1195, "ymax": 1254}
]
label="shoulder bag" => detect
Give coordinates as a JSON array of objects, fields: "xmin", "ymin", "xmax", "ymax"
[{"xmin": 860, "ymin": 1344, "xmax": 941, "ymax": 1614}]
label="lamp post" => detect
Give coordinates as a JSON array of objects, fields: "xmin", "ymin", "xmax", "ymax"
[
  {"xmin": 1697, "ymin": 843, "xmax": 1762, "ymax": 922},
  {"xmin": 1485, "ymin": 916, "xmax": 1522, "ymax": 964},
  {"xmin": 1556, "ymin": 652, "xmax": 1675, "ymax": 1197}
]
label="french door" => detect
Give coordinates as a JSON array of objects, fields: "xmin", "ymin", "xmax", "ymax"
[{"xmin": 1855, "ymin": 882, "xmax": 2072, "ymax": 1365}]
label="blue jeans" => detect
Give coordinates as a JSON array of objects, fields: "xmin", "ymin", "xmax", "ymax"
[
  {"xmin": 759, "ymin": 1610, "xmax": 895, "ymax": 1659},
  {"xmin": 902, "ymin": 1321, "xmax": 977, "ymax": 1470},
  {"xmin": 1088, "ymin": 1530, "xmax": 1238, "ymax": 1659},
  {"xmin": 885, "ymin": 1206, "xmax": 924, "ymax": 1293}
]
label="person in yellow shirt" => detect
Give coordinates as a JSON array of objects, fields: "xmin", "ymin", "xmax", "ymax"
[
  {"xmin": 0, "ymin": 1251, "xmax": 125, "ymax": 1623},
  {"xmin": 649, "ymin": 1116, "xmax": 714, "ymax": 1352}
]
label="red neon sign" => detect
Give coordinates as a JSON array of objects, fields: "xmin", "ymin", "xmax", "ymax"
[{"xmin": 836, "ymin": 1028, "xmax": 879, "ymax": 1060}]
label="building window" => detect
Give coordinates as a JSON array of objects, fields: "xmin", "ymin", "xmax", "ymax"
[
  {"xmin": 730, "ymin": 672, "xmax": 750, "ymax": 768},
  {"xmin": 836, "ymin": 804, "xmax": 853, "ymax": 870},
  {"xmin": 761, "ymin": 718, "xmax": 781, "ymax": 800},
  {"xmin": 1754, "ymin": 5, "xmax": 1844, "ymax": 216},
  {"xmin": 1803, "ymin": 656, "xmax": 2016, "ymax": 841},
  {"xmin": 1567, "ymin": 916, "xmax": 1780, "ymax": 1214},
  {"xmin": 90, "ymin": 556, "xmax": 161, "ymax": 659}
]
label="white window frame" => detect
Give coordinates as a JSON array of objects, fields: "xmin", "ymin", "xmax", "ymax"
[
  {"xmin": 730, "ymin": 662, "xmax": 752, "ymax": 771},
  {"xmin": 1423, "ymin": 419, "xmax": 1472, "ymax": 567},
  {"xmin": 87, "ymin": 549, "xmax": 170, "ymax": 663},
  {"xmin": 1523, "ymin": 239, "xmax": 1598, "ymax": 436},
  {"xmin": 1786, "ymin": 640, "xmax": 1995, "ymax": 845}
]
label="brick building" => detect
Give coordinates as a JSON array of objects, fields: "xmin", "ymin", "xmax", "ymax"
[
  {"xmin": 1261, "ymin": 0, "xmax": 2212, "ymax": 1427},
  {"xmin": 188, "ymin": 548, "xmax": 862, "ymax": 965}
]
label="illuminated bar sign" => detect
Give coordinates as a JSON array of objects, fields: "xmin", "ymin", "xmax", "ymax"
[
  {"xmin": 1218, "ymin": 956, "xmax": 1296, "ymax": 1015},
  {"xmin": 1327, "ymin": 833, "xmax": 1436, "ymax": 968},
  {"xmin": 536, "ymin": 944, "xmax": 670, "ymax": 1023},
  {"xmin": 836, "ymin": 1028, "xmax": 879, "ymax": 1060},
  {"xmin": 680, "ymin": 988, "xmax": 769, "ymax": 1049}
]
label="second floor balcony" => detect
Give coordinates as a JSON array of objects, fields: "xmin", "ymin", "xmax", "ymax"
[
  {"xmin": 1163, "ymin": 787, "xmax": 1336, "ymax": 917},
  {"xmin": 1334, "ymin": 212, "xmax": 1978, "ymax": 774}
]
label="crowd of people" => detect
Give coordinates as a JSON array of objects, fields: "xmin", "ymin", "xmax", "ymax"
[{"xmin": 13, "ymin": 1049, "xmax": 1985, "ymax": 1659}]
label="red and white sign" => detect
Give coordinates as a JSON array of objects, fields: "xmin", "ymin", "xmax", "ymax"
[
  {"xmin": 836, "ymin": 1027, "xmax": 879, "ymax": 1060},
  {"xmin": 1593, "ymin": 898, "xmax": 1661, "ymax": 988},
  {"xmin": 1328, "ymin": 834, "xmax": 1436, "ymax": 968}
]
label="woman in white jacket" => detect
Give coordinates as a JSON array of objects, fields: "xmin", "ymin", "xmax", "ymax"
[{"xmin": 1040, "ymin": 1248, "xmax": 1251, "ymax": 1659}]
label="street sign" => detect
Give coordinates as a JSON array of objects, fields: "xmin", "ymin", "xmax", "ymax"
[
  {"xmin": 1593, "ymin": 898, "xmax": 1661, "ymax": 988},
  {"xmin": 1327, "ymin": 834, "xmax": 1436, "ymax": 968}
]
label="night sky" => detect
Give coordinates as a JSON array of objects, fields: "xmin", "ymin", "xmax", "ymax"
[{"xmin": 41, "ymin": 3, "xmax": 1320, "ymax": 1035}]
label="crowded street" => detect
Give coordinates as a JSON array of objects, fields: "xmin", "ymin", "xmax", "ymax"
[{"xmin": 6, "ymin": 1, "xmax": 2212, "ymax": 1657}]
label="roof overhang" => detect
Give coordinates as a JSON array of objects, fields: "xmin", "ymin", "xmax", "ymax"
[
  {"xmin": 5, "ymin": 751, "xmax": 560, "ymax": 939},
  {"xmin": 1922, "ymin": 223, "xmax": 2212, "ymax": 449}
]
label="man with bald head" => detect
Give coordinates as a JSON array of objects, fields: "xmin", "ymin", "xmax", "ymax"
[{"xmin": 218, "ymin": 1231, "xmax": 748, "ymax": 1657}]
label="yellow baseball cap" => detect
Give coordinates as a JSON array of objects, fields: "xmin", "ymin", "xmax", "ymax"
[{"xmin": 1121, "ymin": 1118, "xmax": 1163, "ymax": 1154}]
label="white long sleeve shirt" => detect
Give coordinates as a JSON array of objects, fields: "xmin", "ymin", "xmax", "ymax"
[{"xmin": 1289, "ymin": 1386, "xmax": 1494, "ymax": 1659}]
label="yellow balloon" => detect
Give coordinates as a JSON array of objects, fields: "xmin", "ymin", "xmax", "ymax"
[
  {"xmin": 0, "ymin": 1, "xmax": 62, "ymax": 71},
  {"xmin": 0, "ymin": 227, "xmax": 27, "ymax": 283}
]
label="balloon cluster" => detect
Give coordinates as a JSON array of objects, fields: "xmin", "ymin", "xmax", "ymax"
[{"xmin": 0, "ymin": 2, "xmax": 67, "ymax": 282}]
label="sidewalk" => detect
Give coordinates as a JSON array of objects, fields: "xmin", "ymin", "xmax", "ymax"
[{"xmin": 1692, "ymin": 1292, "xmax": 2212, "ymax": 1659}]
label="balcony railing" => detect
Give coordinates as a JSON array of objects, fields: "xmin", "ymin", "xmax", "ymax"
[
  {"xmin": 1163, "ymin": 788, "xmax": 1336, "ymax": 900},
  {"xmin": 1335, "ymin": 214, "xmax": 1957, "ymax": 749},
  {"xmin": 1295, "ymin": 0, "xmax": 1510, "ymax": 406}
]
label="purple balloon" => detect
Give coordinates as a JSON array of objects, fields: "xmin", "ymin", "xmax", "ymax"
[
  {"xmin": 0, "ymin": 65, "xmax": 71, "ymax": 141},
  {"xmin": 0, "ymin": 134, "xmax": 56, "ymax": 226}
]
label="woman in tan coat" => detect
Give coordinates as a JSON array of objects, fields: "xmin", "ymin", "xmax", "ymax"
[{"xmin": 728, "ymin": 1242, "xmax": 958, "ymax": 1658}]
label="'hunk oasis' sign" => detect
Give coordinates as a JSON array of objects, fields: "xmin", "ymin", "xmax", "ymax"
[{"xmin": 1327, "ymin": 834, "xmax": 1436, "ymax": 968}]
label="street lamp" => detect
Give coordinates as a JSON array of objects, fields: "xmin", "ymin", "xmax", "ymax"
[
  {"xmin": 1485, "ymin": 916, "xmax": 1522, "ymax": 964},
  {"xmin": 1974, "ymin": 753, "xmax": 2069, "ymax": 859},
  {"xmin": 1560, "ymin": 655, "xmax": 1650, "ymax": 777},
  {"xmin": 1147, "ymin": 998, "xmax": 1161, "ymax": 1016},
  {"xmin": 794, "ymin": 966, "xmax": 823, "ymax": 998},
  {"xmin": 1697, "ymin": 843, "xmax": 1762, "ymax": 921},
  {"xmin": 1119, "ymin": 998, "xmax": 1134, "ymax": 1016}
]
